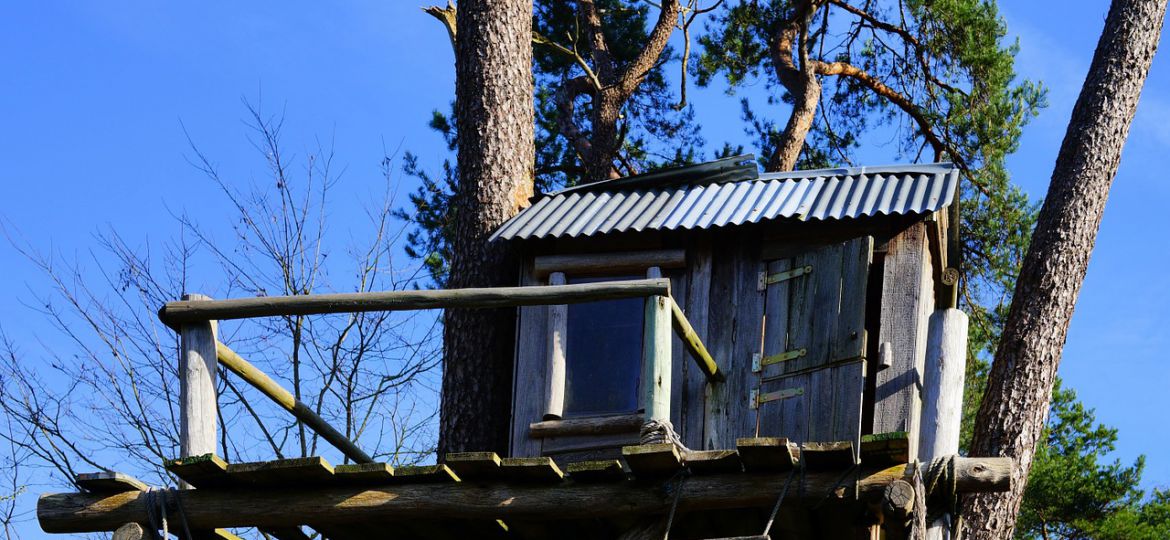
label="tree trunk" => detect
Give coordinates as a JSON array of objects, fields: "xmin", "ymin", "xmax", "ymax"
[
  {"xmin": 769, "ymin": 72, "xmax": 821, "ymax": 172},
  {"xmin": 766, "ymin": 0, "xmax": 824, "ymax": 172},
  {"xmin": 962, "ymin": 0, "xmax": 1167, "ymax": 537},
  {"xmin": 587, "ymin": 91, "xmax": 624, "ymax": 182},
  {"xmin": 441, "ymin": 0, "xmax": 535, "ymax": 456}
]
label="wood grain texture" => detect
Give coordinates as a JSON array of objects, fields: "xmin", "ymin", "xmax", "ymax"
[
  {"xmin": 641, "ymin": 294, "xmax": 672, "ymax": 423},
  {"xmin": 42, "ymin": 463, "xmax": 979, "ymax": 533},
  {"xmin": 543, "ymin": 272, "xmax": 568, "ymax": 420},
  {"xmin": 757, "ymin": 238, "xmax": 870, "ymax": 453},
  {"xmin": 621, "ymin": 443, "xmax": 681, "ymax": 475},
  {"xmin": 919, "ymin": 309, "xmax": 968, "ymax": 464},
  {"xmin": 872, "ymin": 224, "xmax": 933, "ymax": 462},
  {"xmin": 681, "ymin": 241, "xmax": 712, "ymax": 449},
  {"xmin": 511, "ymin": 262, "xmax": 547, "ymax": 458},
  {"xmin": 75, "ymin": 473, "xmax": 148, "ymax": 494},
  {"xmin": 528, "ymin": 414, "xmax": 643, "ymax": 438},
  {"xmin": 179, "ymin": 294, "xmax": 217, "ymax": 461},
  {"xmin": 533, "ymin": 249, "xmax": 686, "ymax": 278},
  {"xmin": 162, "ymin": 279, "xmax": 671, "ymax": 324}
]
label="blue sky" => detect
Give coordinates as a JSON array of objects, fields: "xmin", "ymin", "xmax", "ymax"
[{"xmin": 1, "ymin": 0, "xmax": 1168, "ymax": 533}]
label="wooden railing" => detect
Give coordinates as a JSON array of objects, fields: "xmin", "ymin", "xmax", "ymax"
[{"xmin": 159, "ymin": 278, "xmax": 721, "ymax": 465}]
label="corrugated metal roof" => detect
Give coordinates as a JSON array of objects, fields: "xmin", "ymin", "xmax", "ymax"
[{"xmin": 491, "ymin": 162, "xmax": 959, "ymax": 241}]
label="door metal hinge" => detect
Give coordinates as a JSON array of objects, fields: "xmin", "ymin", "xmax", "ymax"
[
  {"xmin": 750, "ymin": 387, "xmax": 804, "ymax": 409},
  {"xmin": 752, "ymin": 348, "xmax": 807, "ymax": 372},
  {"xmin": 758, "ymin": 265, "xmax": 813, "ymax": 291}
]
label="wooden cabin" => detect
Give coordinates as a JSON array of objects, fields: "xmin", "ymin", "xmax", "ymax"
[
  {"xmin": 498, "ymin": 156, "xmax": 962, "ymax": 466},
  {"xmin": 38, "ymin": 156, "xmax": 1008, "ymax": 540}
]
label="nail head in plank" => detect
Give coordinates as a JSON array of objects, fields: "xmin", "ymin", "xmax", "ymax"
[
  {"xmin": 736, "ymin": 438, "xmax": 797, "ymax": 472},
  {"xmin": 445, "ymin": 452, "xmax": 502, "ymax": 480},
  {"xmin": 801, "ymin": 441, "xmax": 857, "ymax": 470},
  {"xmin": 226, "ymin": 457, "xmax": 335, "ymax": 486},
  {"xmin": 621, "ymin": 443, "xmax": 682, "ymax": 476},
  {"xmin": 565, "ymin": 460, "xmax": 627, "ymax": 482},
  {"xmin": 501, "ymin": 457, "xmax": 564, "ymax": 483},
  {"xmin": 334, "ymin": 462, "xmax": 396, "ymax": 484},
  {"xmin": 76, "ymin": 472, "xmax": 148, "ymax": 494},
  {"xmin": 684, "ymin": 450, "xmax": 743, "ymax": 475},
  {"xmin": 388, "ymin": 464, "xmax": 461, "ymax": 484}
]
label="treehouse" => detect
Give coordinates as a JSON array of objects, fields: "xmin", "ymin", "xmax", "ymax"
[{"xmin": 37, "ymin": 156, "xmax": 1008, "ymax": 540}]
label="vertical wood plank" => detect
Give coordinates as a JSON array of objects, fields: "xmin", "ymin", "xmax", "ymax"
[
  {"xmin": 805, "ymin": 243, "xmax": 844, "ymax": 443},
  {"xmin": 759, "ymin": 258, "xmax": 792, "ymax": 439},
  {"xmin": 666, "ymin": 266, "xmax": 689, "ymax": 440},
  {"xmin": 510, "ymin": 261, "xmax": 547, "ymax": 457},
  {"xmin": 642, "ymin": 289, "xmax": 671, "ymax": 423},
  {"xmin": 832, "ymin": 238, "xmax": 872, "ymax": 459},
  {"xmin": 180, "ymin": 293, "xmax": 218, "ymax": 461},
  {"xmin": 543, "ymin": 272, "xmax": 568, "ymax": 420},
  {"xmin": 729, "ymin": 242, "xmax": 765, "ymax": 441},
  {"xmin": 682, "ymin": 242, "xmax": 711, "ymax": 449},
  {"xmin": 873, "ymin": 223, "xmax": 933, "ymax": 461},
  {"xmin": 703, "ymin": 241, "xmax": 737, "ymax": 449}
]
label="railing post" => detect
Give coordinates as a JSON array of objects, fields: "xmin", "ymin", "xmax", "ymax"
[
  {"xmin": 642, "ymin": 268, "xmax": 671, "ymax": 423},
  {"xmin": 543, "ymin": 272, "xmax": 568, "ymax": 420},
  {"xmin": 179, "ymin": 293, "xmax": 218, "ymax": 466}
]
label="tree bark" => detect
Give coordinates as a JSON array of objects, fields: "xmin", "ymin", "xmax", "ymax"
[
  {"xmin": 570, "ymin": 0, "xmax": 681, "ymax": 182},
  {"xmin": 766, "ymin": 0, "xmax": 824, "ymax": 172},
  {"xmin": 441, "ymin": 0, "xmax": 535, "ymax": 456},
  {"xmin": 962, "ymin": 0, "xmax": 1167, "ymax": 537}
]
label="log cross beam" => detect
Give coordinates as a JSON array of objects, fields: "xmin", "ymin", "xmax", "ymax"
[{"xmin": 38, "ymin": 458, "xmax": 1011, "ymax": 534}]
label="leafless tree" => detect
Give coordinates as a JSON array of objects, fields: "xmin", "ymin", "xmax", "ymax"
[{"xmin": 0, "ymin": 104, "xmax": 441, "ymax": 537}]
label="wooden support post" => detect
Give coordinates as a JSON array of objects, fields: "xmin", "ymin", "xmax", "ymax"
[
  {"xmin": 544, "ymin": 272, "xmax": 568, "ymax": 420},
  {"xmin": 920, "ymin": 308, "xmax": 968, "ymax": 539},
  {"xmin": 920, "ymin": 309, "xmax": 968, "ymax": 463},
  {"xmin": 642, "ymin": 268, "xmax": 671, "ymax": 424},
  {"xmin": 179, "ymin": 293, "xmax": 217, "ymax": 464}
]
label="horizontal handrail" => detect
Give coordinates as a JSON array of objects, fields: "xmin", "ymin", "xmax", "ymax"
[{"xmin": 159, "ymin": 278, "xmax": 672, "ymax": 326}]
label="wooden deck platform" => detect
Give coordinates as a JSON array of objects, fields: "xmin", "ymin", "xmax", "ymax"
[{"xmin": 40, "ymin": 436, "xmax": 1010, "ymax": 540}]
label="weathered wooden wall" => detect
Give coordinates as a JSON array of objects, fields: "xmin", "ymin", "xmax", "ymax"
[{"xmin": 509, "ymin": 217, "xmax": 937, "ymax": 459}]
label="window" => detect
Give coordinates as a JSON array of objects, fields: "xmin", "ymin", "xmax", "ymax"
[{"xmin": 562, "ymin": 275, "xmax": 644, "ymax": 417}]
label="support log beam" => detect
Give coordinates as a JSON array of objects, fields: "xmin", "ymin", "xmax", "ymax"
[
  {"xmin": 39, "ymin": 458, "xmax": 1010, "ymax": 534},
  {"xmin": 669, "ymin": 297, "xmax": 723, "ymax": 382},
  {"xmin": 160, "ymin": 279, "xmax": 671, "ymax": 325},
  {"xmin": 216, "ymin": 343, "xmax": 373, "ymax": 464}
]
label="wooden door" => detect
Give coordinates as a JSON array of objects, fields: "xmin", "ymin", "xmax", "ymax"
[{"xmin": 755, "ymin": 237, "xmax": 872, "ymax": 451}]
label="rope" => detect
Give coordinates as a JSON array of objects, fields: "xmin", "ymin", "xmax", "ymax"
[
  {"xmin": 640, "ymin": 419, "xmax": 690, "ymax": 453},
  {"xmin": 761, "ymin": 469, "xmax": 797, "ymax": 538},
  {"xmin": 925, "ymin": 455, "xmax": 958, "ymax": 522},
  {"xmin": 661, "ymin": 470, "xmax": 689, "ymax": 540},
  {"xmin": 910, "ymin": 464, "xmax": 928, "ymax": 540},
  {"xmin": 812, "ymin": 463, "xmax": 860, "ymax": 510},
  {"xmin": 142, "ymin": 487, "xmax": 195, "ymax": 540}
]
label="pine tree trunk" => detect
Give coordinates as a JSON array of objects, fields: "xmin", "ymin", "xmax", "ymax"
[
  {"xmin": 769, "ymin": 72, "xmax": 820, "ymax": 172},
  {"xmin": 440, "ymin": 0, "xmax": 535, "ymax": 456},
  {"xmin": 962, "ymin": 0, "xmax": 1166, "ymax": 537}
]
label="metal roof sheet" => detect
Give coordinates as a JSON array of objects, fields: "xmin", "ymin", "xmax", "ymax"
[{"xmin": 491, "ymin": 162, "xmax": 959, "ymax": 241}]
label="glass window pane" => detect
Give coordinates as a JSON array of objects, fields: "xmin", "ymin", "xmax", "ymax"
[{"xmin": 563, "ymin": 276, "xmax": 643, "ymax": 416}]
